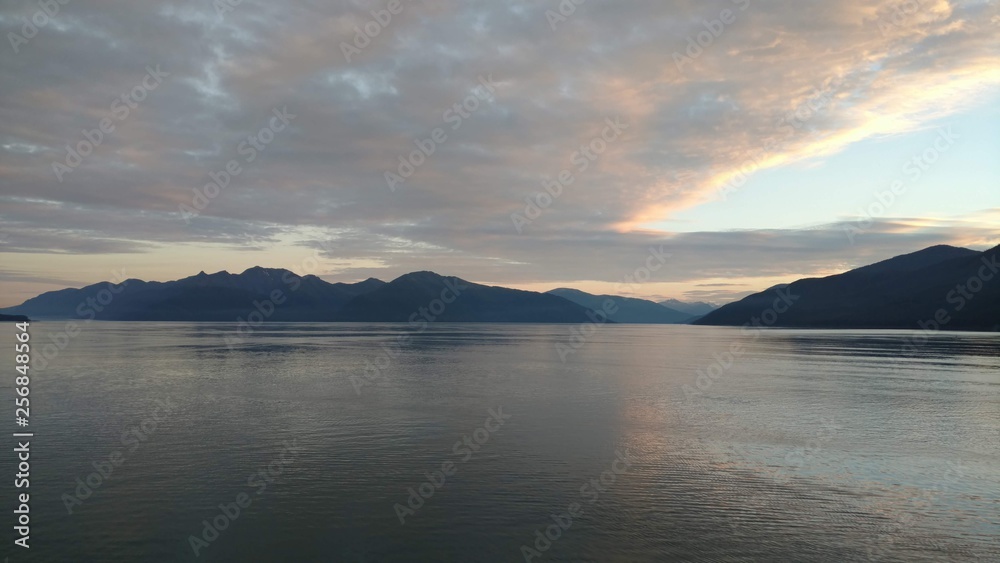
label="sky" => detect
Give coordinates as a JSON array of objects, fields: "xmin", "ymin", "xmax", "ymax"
[{"xmin": 1, "ymin": 0, "xmax": 998, "ymax": 308}]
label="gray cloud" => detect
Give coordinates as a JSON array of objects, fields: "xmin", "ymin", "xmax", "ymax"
[{"xmin": 1, "ymin": 0, "xmax": 998, "ymax": 302}]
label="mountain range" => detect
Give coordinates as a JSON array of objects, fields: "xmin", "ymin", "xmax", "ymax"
[
  {"xmin": 1, "ymin": 269, "xmax": 610, "ymax": 324},
  {"xmin": 4, "ymin": 267, "xmax": 385, "ymax": 322},
  {"xmin": 3, "ymin": 244, "xmax": 998, "ymax": 330},
  {"xmin": 696, "ymin": 244, "xmax": 1000, "ymax": 331}
]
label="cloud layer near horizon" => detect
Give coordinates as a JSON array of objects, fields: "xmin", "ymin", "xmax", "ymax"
[{"xmin": 1, "ymin": 0, "xmax": 998, "ymax": 305}]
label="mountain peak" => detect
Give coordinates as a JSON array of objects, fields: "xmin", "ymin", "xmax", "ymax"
[
  {"xmin": 848, "ymin": 245, "xmax": 978, "ymax": 278},
  {"xmin": 924, "ymin": 244, "xmax": 966, "ymax": 251},
  {"xmin": 337, "ymin": 272, "xmax": 594, "ymax": 323},
  {"xmin": 238, "ymin": 266, "xmax": 294, "ymax": 278},
  {"xmin": 393, "ymin": 271, "xmax": 451, "ymax": 283},
  {"xmin": 551, "ymin": 287, "xmax": 586, "ymax": 296}
]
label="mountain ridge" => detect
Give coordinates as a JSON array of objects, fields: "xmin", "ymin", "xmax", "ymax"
[
  {"xmin": 336, "ymin": 272, "xmax": 597, "ymax": 323},
  {"xmin": 5, "ymin": 243, "xmax": 998, "ymax": 329},
  {"xmin": 2, "ymin": 267, "xmax": 385, "ymax": 322},
  {"xmin": 1, "ymin": 268, "xmax": 599, "ymax": 324},
  {"xmin": 696, "ymin": 244, "xmax": 1000, "ymax": 330}
]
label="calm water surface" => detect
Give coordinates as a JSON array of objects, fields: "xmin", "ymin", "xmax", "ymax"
[{"xmin": 3, "ymin": 322, "xmax": 998, "ymax": 562}]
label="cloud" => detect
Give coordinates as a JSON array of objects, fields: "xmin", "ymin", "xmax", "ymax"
[
  {"xmin": 0, "ymin": 269, "xmax": 86, "ymax": 287},
  {"xmin": 1, "ymin": 0, "xmax": 997, "ymax": 302}
]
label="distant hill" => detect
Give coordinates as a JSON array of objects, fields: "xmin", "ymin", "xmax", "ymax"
[
  {"xmin": 336, "ymin": 272, "xmax": 596, "ymax": 323},
  {"xmin": 548, "ymin": 288, "xmax": 693, "ymax": 324},
  {"xmin": 696, "ymin": 245, "xmax": 1000, "ymax": 330},
  {"xmin": 0, "ymin": 314, "xmax": 29, "ymax": 322},
  {"xmin": 657, "ymin": 299, "xmax": 717, "ymax": 317}
]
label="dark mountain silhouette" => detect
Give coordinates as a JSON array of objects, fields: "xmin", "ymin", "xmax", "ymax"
[
  {"xmin": 696, "ymin": 245, "xmax": 1000, "ymax": 330},
  {"xmin": 335, "ymin": 272, "xmax": 596, "ymax": 323},
  {"xmin": 1, "ymin": 267, "xmax": 385, "ymax": 321},
  {"xmin": 0, "ymin": 314, "xmax": 29, "ymax": 322},
  {"xmin": 1, "ymin": 269, "xmax": 596, "ymax": 323},
  {"xmin": 548, "ymin": 288, "xmax": 693, "ymax": 324},
  {"xmin": 6, "ymin": 245, "xmax": 998, "ymax": 328},
  {"xmin": 657, "ymin": 299, "xmax": 717, "ymax": 317}
]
